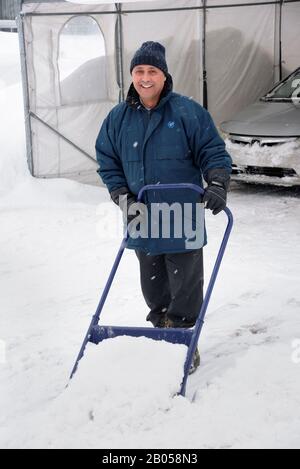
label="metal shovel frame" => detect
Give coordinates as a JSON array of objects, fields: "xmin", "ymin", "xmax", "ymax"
[{"xmin": 70, "ymin": 183, "xmax": 233, "ymax": 397}]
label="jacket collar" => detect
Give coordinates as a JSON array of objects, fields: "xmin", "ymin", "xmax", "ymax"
[{"xmin": 126, "ymin": 73, "xmax": 173, "ymax": 110}]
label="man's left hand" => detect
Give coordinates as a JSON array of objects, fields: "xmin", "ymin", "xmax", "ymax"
[{"xmin": 203, "ymin": 182, "xmax": 227, "ymax": 215}]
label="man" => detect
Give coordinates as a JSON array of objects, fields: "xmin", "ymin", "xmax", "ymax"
[{"xmin": 96, "ymin": 41, "xmax": 232, "ymax": 373}]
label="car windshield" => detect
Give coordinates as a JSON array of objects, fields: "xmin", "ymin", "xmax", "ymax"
[{"xmin": 262, "ymin": 69, "xmax": 300, "ymax": 101}]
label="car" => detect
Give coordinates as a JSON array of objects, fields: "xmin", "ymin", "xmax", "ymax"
[{"xmin": 220, "ymin": 67, "xmax": 300, "ymax": 186}]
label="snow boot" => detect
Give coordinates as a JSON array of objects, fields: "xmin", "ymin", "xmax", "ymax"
[
  {"xmin": 155, "ymin": 314, "xmax": 168, "ymax": 328},
  {"xmin": 188, "ymin": 347, "xmax": 200, "ymax": 375}
]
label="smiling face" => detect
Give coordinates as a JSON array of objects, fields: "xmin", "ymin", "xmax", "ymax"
[{"xmin": 131, "ymin": 65, "xmax": 166, "ymax": 109}]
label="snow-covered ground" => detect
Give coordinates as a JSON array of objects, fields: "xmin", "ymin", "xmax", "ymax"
[{"xmin": 0, "ymin": 31, "xmax": 300, "ymax": 449}]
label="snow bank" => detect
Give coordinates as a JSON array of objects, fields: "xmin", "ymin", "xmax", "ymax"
[
  {"xmin": 0, "ymin": 32, "xmax": 21, "ymax": 90},
  {"xmin": 0, "ymin": 32, "xmax": 29, "ymax": 195},
  {"xmin": 0, "ymin": 81, "xmax": 28, "ymax": 195},
  {"xmin": 10, "ymin": 338, "xmax": 187, "ymax": 449}
]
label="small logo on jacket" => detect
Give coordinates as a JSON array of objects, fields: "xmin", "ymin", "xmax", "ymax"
[{"xmin": 167, "ymin": 121, "xmax": 175, "ymax": 128}]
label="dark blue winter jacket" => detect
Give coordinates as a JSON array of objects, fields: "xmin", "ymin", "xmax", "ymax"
[{"xmin": 95, "ymin": 76, "xmax": 232, "ymax": 254}]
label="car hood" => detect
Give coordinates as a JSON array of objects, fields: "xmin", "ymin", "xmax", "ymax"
[{"xmin": 221, "ymin": 101, "xmax": 300, "ymax": 137}]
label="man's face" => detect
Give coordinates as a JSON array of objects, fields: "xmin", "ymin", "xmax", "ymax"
[{"xmin": 132, "ymin": 65, "xmax": 166, "ymax": 105}]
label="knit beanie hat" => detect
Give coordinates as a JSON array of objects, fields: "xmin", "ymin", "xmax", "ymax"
[{"xmin": 130, "ymin": 41, "xmax": 168, "ymax": 76}]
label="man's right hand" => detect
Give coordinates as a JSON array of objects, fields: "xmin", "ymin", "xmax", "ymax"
[{"xmin": 110, "ymin": 186, "xmax": 145, "ymax": 225}]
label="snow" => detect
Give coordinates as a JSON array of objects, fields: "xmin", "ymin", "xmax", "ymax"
[
  {"xmin": 226, "ymin": 138, "xmax": 300, "ymax": 181},
  {"xmin": 59, "ymin": 33, "xmax": 105, "ymax": 80},
  {"xmin": 1, "ymin": 31, "xmax": 300, "ymax": 449}
]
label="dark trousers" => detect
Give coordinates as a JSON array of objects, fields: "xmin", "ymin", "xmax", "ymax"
[{"xmin": 135, "ymin": 249, "xmax": 204, "ymax": 327}]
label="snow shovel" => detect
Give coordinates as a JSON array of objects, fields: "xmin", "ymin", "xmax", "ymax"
[{"xmin": 69, "ymin": 183, "xmax": 233, "ymax": 397}]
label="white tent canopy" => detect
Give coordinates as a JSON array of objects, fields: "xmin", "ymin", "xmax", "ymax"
[{"xmin": 17, "ymin": 0, "xmax": 300, "ymax": 184}]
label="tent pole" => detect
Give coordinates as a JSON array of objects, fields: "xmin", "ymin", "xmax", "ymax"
[
  {"xmin": 202, "ymin": 0, "xmax": 208, "ymax": 110},
  {"xmin": 278, "ymin": 0, "xmax": 283, "ymax": 81},
  {"xmin": 29, "ymin": 111, "xmax": 97, "ymax": 165},
  {"xmin": 115, "ymin": 3, "xmax": 125, "ymax": 102},
  {"xmin": 23, "ymin": 2, "xmax": 296, "ymax": 17},
  {"xmin": 17, "ymin": 12, "xmax": 34, "ymax": 175},
  {"xmin": 274, "ymin": 0, "xmax": 283, "ymax": 83}
]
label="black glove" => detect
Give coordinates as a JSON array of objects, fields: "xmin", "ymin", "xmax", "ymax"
[
  {"xmin": 110, "ymin": 186, "xmax": 135, "ymax": 207},
  {"xmin": 110, "ymin": 186, "xmax": 144, "ymax": 225},
  {"xmin": 203, "ymin": 168, "xmax": 230, "ymax": 215},
  {"xmin": 203, "ymin": 183, "xmax": 227, "ymax": 215}
]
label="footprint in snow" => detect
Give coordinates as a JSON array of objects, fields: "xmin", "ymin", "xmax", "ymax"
[{"xmin": 232, "ymin": 323, "xmax": 268, "ymax": 337}]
